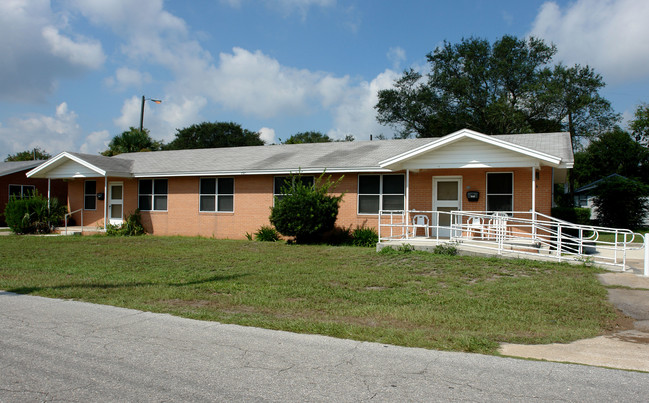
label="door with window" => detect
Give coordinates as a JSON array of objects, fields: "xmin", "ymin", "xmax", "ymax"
[
  {"xmin": 432, "ymin": 177, "xmax": 462, "ymax": 237},
  {"xmin": 108, "ymin": 182, "xmax": 123, "ymax": 225}
]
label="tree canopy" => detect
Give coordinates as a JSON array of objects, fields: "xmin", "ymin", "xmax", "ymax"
[
  {"xmin": 101, "ymin": 127, "xmax": 163, "ymax": 156},
  {"xmin": 282, "ymin": 131, "xmax": 332, "ymax": 144},
  {"xmin": 375, "ymin": 35, "xmax": 618, "ymax": 146},
  {"xmin": 5, "ymin": 147, "xmax": 51, "ymax": 161},
  {"xmin": 164, "ymin": 122, "xmax": 264, "ymax": 150},
  {"xmin": 629, "ymin": 103, "xmax": 649, "ymax": 147}
]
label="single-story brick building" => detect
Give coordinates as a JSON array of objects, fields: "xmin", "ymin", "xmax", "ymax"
[
  {"xmin": 26, "ymin": 129, "xmax": 573, "ymax": 238},
  {"xmin": 1, "ymin": 160, "xmax": 68, "ymax": 227}
]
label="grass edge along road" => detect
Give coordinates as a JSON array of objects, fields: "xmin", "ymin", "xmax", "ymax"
[{"xmin": 0, "ymin": 235, "xmax": 620, "ymax": 354}]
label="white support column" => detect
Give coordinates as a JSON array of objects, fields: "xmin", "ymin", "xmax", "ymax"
[
  {"xmin": 532, "ymin": 166, "xmax": 537, "ymax": 239},
  {"xmin": 47, "ymin": 178, "xmax": 51, "ymax": 211},
  {"xmin": 644, "ymin": 235, "xmax": 648, "ymax": 277},
  {"xmin": 405, "ymin": 169, "xmax": 410, "ymax": 239},
  {"xmin": 104, "ymin": 176, "xmax": 108, "ymax": 230}
]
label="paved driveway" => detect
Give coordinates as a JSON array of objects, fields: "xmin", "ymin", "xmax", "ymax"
[{"xmin": 1, "ymin": 291, "xmax": 648, "ymax": 402}]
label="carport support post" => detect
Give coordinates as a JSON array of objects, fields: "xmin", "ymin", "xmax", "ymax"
[
  {"xmin": 644, "ymin": 237, "xmax": 649, "ymax": 277},
  {"xmin": 104, "ymin": 176, "xmax": 108, "ymax": 230}
]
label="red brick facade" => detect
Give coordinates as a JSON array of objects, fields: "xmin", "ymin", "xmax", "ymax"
[
  {"xmin": 1, "ymin": 171, "xmax": 67, "ymax": 226},
  {"xmin": 65, "ymin": 166, "xmax": 553, "ymax": 239}
]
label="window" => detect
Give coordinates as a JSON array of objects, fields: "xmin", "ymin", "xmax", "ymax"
[
  {"xmin": 273, "ymin": 176, "xmax": 314, "ymax": 203},
  {"xmin": 486, "ymin": 172, "xmax": 513, "ymax": 212},
  {"xmin": 84, "ymin": 181, "xmax": 96, "ymax": 210},
  {"xmin": 358, "ymin": 174, "xmax": 405, "ymax": 214},
  {"xmin": 200, "ymin": 178, "xmax": 234, "ymax": 212},
  {"xmin": 8, "ymin": 185, "xmax": 35, "ymax": 200},
  {"xmin": 139, "ymin": 179, "xmax": 168, "ymax": 211}
]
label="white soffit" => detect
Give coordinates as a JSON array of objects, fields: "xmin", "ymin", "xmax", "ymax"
[
  {"xmin": 379, "ymin": 129, "xmax": 562, "ymax": 169},
  {"xmin": 27, "ymin": 152, "xmax": 106, "ymax": 178}
]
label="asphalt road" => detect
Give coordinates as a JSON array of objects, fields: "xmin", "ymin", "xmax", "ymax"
[{"xmin": 1, "ymin": 291, "xmax": 648, "ymax": 402}]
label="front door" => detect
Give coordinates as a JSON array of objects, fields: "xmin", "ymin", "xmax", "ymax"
[
  {"xmin": 432, "ymin": 177, "xmax": 462, "ymax": 238},
  {"xmin": 108, "ymin": 182, "xmax": 123, "ymax": 226}
]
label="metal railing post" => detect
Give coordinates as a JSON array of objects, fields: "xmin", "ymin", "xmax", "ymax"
[{"xmin": 644, "ymin": 235, "xmax": 648, "ymax": 277}]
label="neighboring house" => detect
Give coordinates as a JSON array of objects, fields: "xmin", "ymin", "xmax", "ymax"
[
  {"xmin": 27, "ymin": 129, "xmax": 573, "ymax": 238},
  {"xmin": 574, "ymin": 174, "xmax": 649, "ymax": 226},
  {"xmin": 0, "ymin": 160, "xmax": 68, "ymax": 226}
]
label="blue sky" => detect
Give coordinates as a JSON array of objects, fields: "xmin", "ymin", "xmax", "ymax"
[{"xmin": 2, "ymin": 0, "xmax": 649, "ymax": 156}]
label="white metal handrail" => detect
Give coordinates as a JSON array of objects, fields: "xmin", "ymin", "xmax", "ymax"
[
  {"xmin": 64, "ymin": 208, "xmax": 83, "ymax": 235},
  {"xmin": 378, "ymin": 209, "xmax": 648, "ymax": 276}
]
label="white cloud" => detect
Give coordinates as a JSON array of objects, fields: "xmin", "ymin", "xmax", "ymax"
[
  {"xmin": 0, "ymin": 0, "xmax": 103, "ymax": 102},
  {"xmin": 387, "ymin": 47, "xmax": 406, "ymax": 71},
  {"xmin": 530, "ymin": 0, "xmax": 649, "ymax": 84},
  {"xmin": 105, "ymin": 67, "xmax": 152, "ymax": 90},
  {"xmin": 0, "ymin": 102, "xmax": 82, "ymax": 155},
  {"xmin": 80, "ymin": 130, "xmax": 111, "ymax": 154},
  {"xmin": 258, "ymin": 127, "xmax": 276, "ymax": 144},
  {"xmin": 41, "ymin": 26, "xmax": 105, "ymax": 69}
]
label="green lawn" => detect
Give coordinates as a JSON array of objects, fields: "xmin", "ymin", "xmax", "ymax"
[{"xmin": 0, "ymin": 235, "xmax": 618, "ymax": 354}]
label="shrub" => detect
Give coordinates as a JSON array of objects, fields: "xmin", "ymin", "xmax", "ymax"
[
  {"xmin": 321, "ymin": 226, "xmax": 353, "ymax": 246},
  {"xmin": 592, "ymin": 176, "xmax": 649, "ymax": 229},
  {"xmin": 551, "ymin": 207, "xmax": 591, "ymax": 225},
  {"xmin": 351, "ymin": 226, "xmax": 378, "ymax": 247},
  {"xmin": 106, "ymin": 210, "xmax": 146, "ymax": 236},
  {"xmin": 433, "ymin": 243, "xmax": 458, "ymax": 256},
  {"xmin": 269, "ymin": 173, "xmax": 344, "ymax": 244},
  {"xmin": 254, "ymin": 225, "xmax": 280, "ymax": 242},
  {"xmin": 4, "ymin": 192, "xmax": 67, "ymax": 234}
]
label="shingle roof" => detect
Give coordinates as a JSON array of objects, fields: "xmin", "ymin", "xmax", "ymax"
[
  {"xmin": 110, "ymin": 132, "xmax": 573, "ymax": 177},
  {"xmin": 0, "ymin": 160, "xmax": 45, "ymax": 177},
  {"xmin": 66, "ymin": 152, "xmax": 133, "ymax": 175}
]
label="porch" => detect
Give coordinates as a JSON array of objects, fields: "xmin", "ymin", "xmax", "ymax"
[{"xmin": 378, "ymin": 210, "xmax": 649, "ymax": 276}]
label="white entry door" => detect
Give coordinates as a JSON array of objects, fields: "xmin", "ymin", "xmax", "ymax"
[
  {"xmin": 432, "ymin": 177, "xmax": 462, "ymax": 238},
  {"xmin": 108, "ymin": 182, "xmax": 124, "ymax": 226}
]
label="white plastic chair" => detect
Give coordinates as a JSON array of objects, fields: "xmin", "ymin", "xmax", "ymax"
[
  {"xmin": 488, "ymin": 212, "xmax": 508, "ymax": 239},
  {"xmin": 412, "ymin": 214, "xmax": 430, "ymax": 237},
  {"xmin": 467, "ymin": 216, "xmax": 484, "ymax": 239}
]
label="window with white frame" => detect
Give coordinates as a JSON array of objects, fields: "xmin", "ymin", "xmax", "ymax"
[
  {"xmin": 358, "ymin": 174, "xmax": 405, "ymax": 214},
  {"xmin": 200, "ymin": 178, "xmax": 234, "ymax": 212},
  {"xmin": 486, "ymin": 172, "xmax": 513, "ymax": 212},
  {"xmin": 138, "ymin": 179, "xmax": 168, "ymax": 211},
  {"xmin": 8, "ymin": 185, "xmax": 35, "ymax": 200},
  {"xmin": 273, "ymin": 176, "xmax": 314, "ymax": 203},
  {"xmin": 84, "ymin": 181, "xmax": 96, "ymax": 210}
]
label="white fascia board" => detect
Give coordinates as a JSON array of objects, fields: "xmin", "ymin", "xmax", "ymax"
[
  {"xmin": 131, "ymin": 167, "xmax": 393, "ymax": 178},
  {"xmin": 409, "ymin": 161, "xmax": 541, "ymax": 169},
  {"xmin": 379, "ymin": 129, "xmax": 562, "ymax": 168},
  {"xmin": 27, "ymin": 152, "xmax": 106, "ymax": 178}
]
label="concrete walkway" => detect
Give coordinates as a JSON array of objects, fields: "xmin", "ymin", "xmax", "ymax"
[{"xmin": 500, "ymin": 272, "xmax": 649, "ymax": 372}]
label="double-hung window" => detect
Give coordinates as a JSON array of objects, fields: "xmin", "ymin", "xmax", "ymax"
[
  {"xmin": 486, "ymin": 172, "xmax": 513, "ymax": 212},
  {"xmin": 139, "ymin": 179, "xmax": 168, "ymax": 211},
  {"xmin": 200, "ymin": 178, "xmax": 234, "ymax": 212},
  {"xmin": 8, "ymin": 185, "xmax": 35, "ymax": 200},
  {"xmin": 358, "ymin": 174, "xmax": 405, "ymax": 214},
  {"xmin": 273, "ymin": 176, "xmax": 314, "ymax": 203},
  {"xmin": 84, "ymin": 180, "xmax": 96, "ymax": 210}
]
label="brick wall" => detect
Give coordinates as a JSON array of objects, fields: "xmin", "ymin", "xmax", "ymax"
[
  {"xmin": 1, "ymin": 172, "xmax": 67, "ymax": 226},
  {"xmin": 64, "ymin": 167, "xmax": 555, "ymax": 238}
]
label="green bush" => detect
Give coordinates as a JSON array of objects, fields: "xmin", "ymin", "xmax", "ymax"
[
  {"xmin": 433, "ymin": 243, "xmax": 458, "ymax": 256},
  {"xmin": 321, "ymin": 226, "xmax": 353, "ymax": 245},
  {"xmin": 593, "ymin": 176, "xmax": 649, "ymax": 229},
  {"xmin": 106, "ymin": 210, "xmax": 146, "ymax": 236},
  {"xmin": 551, "ymin": 207, "xmax": 592, "ymax": 225},
  {"xmin": 4, "ymin": 192, "xmax": 67, "ymax": 234},
  {"xmin": 351, "ymin": 226, "xmax": 378, "ymax": 247},
  {"xmin": 254, "ymin": 225, "xmax": 280, "ymax": 242},
  {"xmin": 269, "ymin": 173, "xmax": 344, "ymax": 244}
]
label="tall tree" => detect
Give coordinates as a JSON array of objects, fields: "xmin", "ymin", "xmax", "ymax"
[
  {"xmin": 629, "ymin": 103, "xmax": 649, "ymax": 147},
  {"xmin": 282, "ymin": 131, "xmax": 332, "ymax": 144},
  {"xmin": 101, "ymin": 127, "xmax": 163, "ymax": 156},
  {"xmin": 5, "ymin": 147, "xmax": 51, "ymax": 161},
  {"xmin": 165, "ymin": 122, "xmax": 264, "ymax": 150},
  {"xmin": 375, "ymin": 35, "xmax": 618, "ymax": 145}
]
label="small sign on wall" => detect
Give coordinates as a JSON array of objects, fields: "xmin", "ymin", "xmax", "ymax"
[{"xmin": 466, "ymin": 191, "xmax": 479, "ymax": 201}]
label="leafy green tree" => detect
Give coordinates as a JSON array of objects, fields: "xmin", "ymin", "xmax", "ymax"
[
  {"xmin": 375, "ymin": 35, "xmax": 618, "ymax": 144},
  {"xmin": 283, "ymin": 131, "xmax": 332, "ymax": 144},
  {"xmin": 101, "ymin": 127, "xmax": 163, "ymax": 156},
  {"xmin": 592, "ymin": 176, "xmax": 649, "ymax": 229},
  {"xmin": 269, "ymin": 174, "xmax": 343, "ymax": 244},
  {"xmin": 5, "ymin": 147, "xmax": 51, "ymax": 161},
  {"xmin": 571, "ymin": 128, "xmax": 649, "ymax": 187},
  {"xmin": 629, "ymin": 103, "xmax": 649, "ymax": 146},
  {"xmin": 165, "ymin": 122, "xmax": 264, "ymax": 150}
]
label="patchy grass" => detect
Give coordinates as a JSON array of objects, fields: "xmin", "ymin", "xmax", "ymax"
[{"xmin": 0, "ymin": 236, "xmax": 618, "ymax": 354}]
